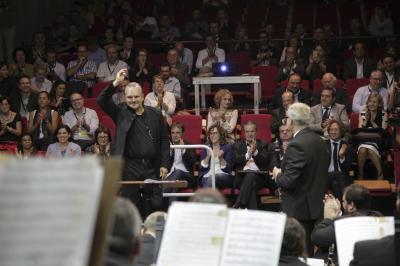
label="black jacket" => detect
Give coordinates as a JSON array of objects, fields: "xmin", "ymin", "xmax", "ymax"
[
  {"xmin": 350, "ymin": 235, "xmax": 395, "ymax": 266},
  {"xmin": 325, "ymin": 139, "xmax": 352, "ymax": 174},
  {"xmin": 97, "ymin": 84, "xmax": 170, "ymax": 170},
  {"xmin": 169, "ymin": 140, "xmax": 196, "ymax": 174},
  {"xmin": 9, "ymin": 91, "xmax": 38, "ymax": 115},
  {"xmin": 343, "ymin": 57, "xmax": 376, "ymax": 80},
  {"xmin": 232, "ymin": 139, "xmax": 269, "ymax": 171}
]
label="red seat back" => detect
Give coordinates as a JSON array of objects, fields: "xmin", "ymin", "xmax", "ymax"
[
  {"xmin": 350, "ymin": 112, "xmax": 359, "ymax": 131},
  {"xmin": 226, "ymin": 51, "xmax": 251, "ymax": 74},
  {"xmin": 345, "ymin": 78, "xmax": 370, "ymax": 103},
  {"xmin": 85, "ymin": 98, "xmax": 107, "ymax": 119},
  {"xmin": 250, "ymin": 66, "xmax": 278, "ymax": 101},
  {"xmin": 172, "ymin": 115, "xmax": 203, "ymax": 144},
  {"xmin": 147, "ymin": 53, "xmax": 166, "ymax": 70},
  {"xmin": 240, "ymin": 114, "xmax": 272, "ymax": 143},
  {"xmin": 90, "ymin": 82, "xmax": 111, "ymax": 99},
  {"xmin": 100, "ymin": 115, "xmax": 116, "ymax": 140}
]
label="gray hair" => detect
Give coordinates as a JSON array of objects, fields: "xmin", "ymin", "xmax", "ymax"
[
  {"xmin": 124, "ymin": 82, "xmax": 143, "ymax": 95},
  {"xmin": 143, "ymin": 211, "xmax": 167, "ymax": 234},
  {"xmin": 287, "ymin": 102, "xmax": 310, "ymax": 126}
]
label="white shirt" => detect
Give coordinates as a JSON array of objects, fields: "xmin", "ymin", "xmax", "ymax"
[
  {"xmin": 97, "ymin": 60, "xmax": 128, "ymax": 81},
  {"xmin": 144, "ymin": 91, "xmax": 176, "ymax": 115},
  {"xmin": 164, "ymin": 77, "xmax": 181, "ymax": 99},
  {"xmin": 30, "ymin": 77, "xmax": 52, "ymax": 93},
  {"xmin": 195, "ymin": 47, "xmax": 225, "ymax": 70},
  {"xmin": 63, "ymin": 108, "xmax": 99, "ymax": 140},
  {"xmin": 243, "ymin": 142, "xmax": 260, "ymax": 171},
  {"xmin": 352, "ymin": 85, "xmax": 388, "ymax": 113},
  {"xmin": 168, "ymin": 148, "xmax": 189, "ymax": 175},
  {"xmin": 201, "ymin": 156, "xmax": 226, "ymax": 178},
  {"xmin": 47, "ymin": 61, "xmax": 67, "ymax": 81},
  {"xmin": 356, "ymin": 59, "xmax": 364, "ymax": 78}
]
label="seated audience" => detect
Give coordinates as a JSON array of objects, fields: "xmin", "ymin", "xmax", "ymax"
[
  {"xmin": 231, "ymin": 26, "xmax": 250, "ymax": 52},
  {"xmin": 380, "ymin": 54, "xmax": 399, "ymax": 89},
  {"xmin": 151, "ymin": 14, "xmax": 180, "ymax": 40},
  {"xmin": 195, "ymin": 35, "xmax": 225, "ymax": 74},
  {"xmin": 159, "ymin": 62, "xmax": 183, "ymax": 102},
  {"xmin": 368, "ymin": 6, "xmax": 393, "ymax": 37},
  {"xmin": 251, "ymin": 30, "xmax": 277, "ymax": 67},
  {"xmin": 271, "ymin": 91, "xmax": 294, "ymax": 136},
  {"xmin": 15, "ymin": 133, "xmax": 38, "ymax": 159},
  {"xmin": 352, "ymin": 70, "xmax": 387, "ymax": 113},
  {"xmin": 279, "ymin": 35, "xmax": 307, "ymax": 65},
  {"xmin": 9, "ymin": 75, "xmax": 38, "ymax": 119},
  {"xmin": 85, "ymin": 125, "xmax": 111, "ymax": 158},
  {"xmin": 279, "ymin": 217, "xmax": 308, "ymax": 266},
  {"xmin": 67, "ymin": 44, "xmax": 97, "ymax": 88},
  {"xmin": 309, "ymin": 87, "xmax": 349, "ymax": 136},
  {"xmin": 232, "ymin": 121, "xmax": 269, "ymax": 210},
  {"xmin": 119, "ymin": 36, "xmax": 136, "ymax": 66},
  {"xmin": 166, "ymin": 48, "xmax": 190, "ymax": 91},
  {"xmin": 271, "ymin": 73, "xmax": 311, "ymax": 109},
  {"xmin": 0, "ymin": 96, "xmax": 22, "ymax": 142},
  {"xmin": 8, "ymin": 48, "xmax": 34, "ymax": 78},
  {"xmin": 97, "ymin": 45, "xmax": 128, "ymax": 82},
  {"xmin": 343, "ymin": 42, "xmax": 376, "ymax": 80},
  {"xmin": 144, "ymin": 75, "xmax": 176, "ymax": 122},
  {"xmin": 166, "ymin": 123, "xmax": 197, "ymax": 188},
  {"xmin": 49, "ymin": 80, "xmax": 70, "ymax": 116},
  {"xmin": 30, "ymin": 64, "xmax": 52, "ymax": 94},
  {"xmin": 311, "ymin": 73, "xmax": 350, "ymax": 112},
  {"xmin": 276, "ymin": 46, "xmax": 305, "ymax": 82},
  {"xmin": 388, "ymin": 73, "xmax": 400, "ymax": 112},
  {"xmin": 174, "ymin": 41, "xmax": 194, "ymax": 74},
  {"xmin": 28, "ymin": 91, "xmax": 59, "ymax": 150},
  {"xmin": 268, "ymin": 120, "xmax": 293, "ymax": 170},
  {"xmin": 87, "ymin": 36, "xmax": 107, "ymax": 67},
  {"xmin": 184, "ymin": 9, "xmax": 209, "ymax": 40},
  {"xmin": 134, "ymin": 211, "xmax": 167, "ymax": 266},
  {"xmin": 305, "ymin": 45, "xmax": 335, "ymax": 81},
  {"xmin": 0, "ymin": 61, "xmax": 18, "ymax": 97},
  {"xmin": 207, "ymin": 89, "xmax": 238, "ymax": 144},
  {"xmin": 27, "ymin": 31, "xmax": 46, "ymax": 64},
  {"xmin": 200, "ymin": 125, "xmax": 233, "ymax": 189},
  {"xmin": 357, "ymin": 93, "xmax": 388, "ymax": 179},
  {"xmin": 311, "ymin": 184, "xmax": 381, "ymax": 261},
  {"xmin": 326, "ymin": 120, "xmax": 352, "ymax": 199},
  {"xmin": 63, "ymin": 92, "xmax": 99, "ymax": 149},
  {"xmin": 45, "ymin": 47, "xmax": 66, "ymax": 82},
  {"xmin": 46, "ymin": 125, "xmax": 81, "ymax": 157},
  {"xmin": 105, "ymin": 197, "xmax": 142, "ymax": 266},
  {"xmin": 128, "ymin": 48, "xmax": 156, "ymax": 87}
]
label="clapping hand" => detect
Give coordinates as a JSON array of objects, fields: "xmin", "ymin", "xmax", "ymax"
[
  {"xmin": 113, "ymin": 69, "xmax": 129, "ymax": 87},
  {"xmin": 323, "ymin": 194, "xmax": 341, "ymax": 219}
]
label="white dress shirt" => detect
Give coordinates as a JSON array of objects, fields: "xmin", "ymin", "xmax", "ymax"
[
  {"xmin": 144, "ymin": 91, "xmax": 176, "ymax": 115},
  {"xmin": 63, "ymin": 107, "xmax": 99, "ymax": 140}
]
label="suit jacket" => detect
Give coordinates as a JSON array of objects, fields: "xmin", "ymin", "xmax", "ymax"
[
  {"xmin": 350, "ymin": 235, "xmax": 395, "ymax": 266},
  {"xmin": 232, "ymin": 139, "xmax": 268, "ymax": 171},
  {"xmin": 309, "ymin": 103, "xmax": 349, "ymax": 133},
  {"xmin": 9, "ymin": 91, "xmax": 38, "ymax": 115},
  {"xmin": 170, "ymin": 62, "xmax": 191, "ymax": 88},
  {"xmin": 276, "ymin": 127, "xmax": 329, "ymax": 220},
  {"xmin": 271, "ymin": 87, "xmax": 311, "ymax": 110},
  {"xmin": 169, "ymin": 140, "xmax": 196, "ymax": 174},
  {"xmin": 268, "ymin": 141, "xmax": 286, "ymax": 170},
  {"xmin": 271, "ymin": 107, "xmax": 287, "ymax": 136},
  {"xmin": 97, "ymin": 84, "xmax": 170, "ymax": 171},
  {"xmin": 134, "ymin": 233, "xmax": 156, "ymax": 266},
  {"xmin": 325, "ymin": 139, "xmax": 352, "ymax": 174},
  {"xmin": 343, "ymin": 57, "xmax": 376, "ymax": 80},
  {"xmin": 199, "ymin": 144, "xmax": 232, "ymax": 178},
  {"xmin": 312, "ymin": 88, "xmax": 350, "ymax": 112}
]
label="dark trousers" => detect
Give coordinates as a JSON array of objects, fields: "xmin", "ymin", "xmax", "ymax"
[
  {"xmin": 166, "ymin": 169, "xmax": 197, "ymax": 189},
  {"xmin": 299, "ymin": 219, "xmax": 317, "ymax": 257},
  {"xmin": 234, "ymin": 172, "xmax": 269, "ymax": 210},
  {"xmin": 328, "ymin": 171, "xmax": 351, "ymax": 200},
  {"xmin": 202, "ymin": 173, "xmax": 233, "ymax": 189}
]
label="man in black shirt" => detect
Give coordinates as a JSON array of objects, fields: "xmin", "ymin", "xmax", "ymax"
[{"xmin": 98, "ymin": 69, "xmax": 170, "ymax": 208}]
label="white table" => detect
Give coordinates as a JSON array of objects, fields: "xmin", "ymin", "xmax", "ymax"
[{"xmin": 192, "ymin": 75, "xmax": 261, "ymax": 115}]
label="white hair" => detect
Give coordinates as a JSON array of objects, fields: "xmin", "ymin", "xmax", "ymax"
[{"xmin": 287, "ymin": 102, "xmax": 310, "ymax": 126}]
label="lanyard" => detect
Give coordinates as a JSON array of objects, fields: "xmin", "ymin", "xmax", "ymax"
[{"xmin": 107, "ymin": 60, "xmax": 119, "ymax": 75}]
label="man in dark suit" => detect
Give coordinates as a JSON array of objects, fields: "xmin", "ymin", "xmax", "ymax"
[
  {"xmin": 272, "ymin": 102, "xmax": 329, "ymax": 255},
  {"xmin": 98, "ymin": 69, "xmax": 170, "ymax": 210},
  {"xmin": 270, "ymin": 73, "xmax": 311, "ymax": 110},
  {"xmin": 9, "ymin": 75, "xmax": 38, "ymax": 118},
  {"xmin": 343, "ymin": 42, "xmax": 376, "ymax": 80},
  {"xmin": 268, "ymin": 122, "xmax": 293, "ymax": 171},
  {"xmin": 271, "ymin": 91, "xmax": 293, "ymax": 136},
  {"xmin": 232, "ymin": 121, "xmax": 269, "ymax": 209}
]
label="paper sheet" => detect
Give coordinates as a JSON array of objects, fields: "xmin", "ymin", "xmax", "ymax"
[
  {"xmin": 220, "ymin": 210, "xmax": 286, "ymax": 266},
  {"xmin": 0, "ymin": 157, "xmax": 104, "ymax": 266}
]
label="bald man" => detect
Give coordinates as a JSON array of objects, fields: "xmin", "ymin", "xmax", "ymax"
[{"xmin": 98, "ymin": 69, "xmax": 170, "ymax": 208}]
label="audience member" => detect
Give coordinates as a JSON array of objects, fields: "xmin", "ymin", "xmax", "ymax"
[
  {"xmin": 356, "ymin": 93, "xmax": 388, "ymax": 180},
  {"xmin": 128, "ymin": 48, "xmax": 156, "ymax": 87},
  {"xmin": 97, "ymin": 45, "xmax": 128, "ymax": 82},
  {"xmin": 166, "ymin": 48, "xmax": 191, "ymax": 90},
  {"xmin": 159, "ymin": 63, "xmax": 182, "ymax": 102},
  {"xmin": 232, "ymin": 121, "xmax": 269, "ymax": 209},
  {"xmin": 216, "ymin": 9, "xmax": 234, "ymax": 41},
  {"xmin": 105, "ymin": 197, "xmax": 142, "ymax": 266},
  {"xmin": 380, "ymin": 54, "xmax": 399, "ymax": 89},
  {"xmin": 231, "ymin": 26, "xmax": 250, "ymax": 52},
  {"xmin": 152, "ymin": 14, "xmax": 181, "ymax": 40},
  {"xmin": 352, "ymin": 70, "xmax": 387, "ymax": 113},
  {"xmin": 305, "ymin": 45, "xmax": 336, "ymax": 81},
  {"xmin": 271, "ymin": 91, "xmax": 294, "ymax": 136},
  {"xmin": 85, "ymin": 125, "xmax": 111, "ymax": 158},
  {"xmin": 15, "ymin": 133, "xmax": 37, "ymax": 159},
  {"xmin": 63, "ymin": 92, "xmax": 99, "ymax": 149},
  {"xmin": 208, "ymin": 21, "xmax": 230, "ymax": 52},
  {"xmin": 49, "ymin": 80, "xmax": 70, "ymax": 116},
  {"xmin": 271, "ymin": 73, "xmax": 311, "ymax": 109},
  {"xmin": 0, "ymin": 96, "xmax": 22, "ymax": 142},
  {"xmin": 9, "ymin": 75, "xmax": 38, "ymax": 119},
  {"xmin": 309, "ymin": 87, "xmax": 349, "ymax": 136},
  {"xmin": 45, "ymin": 47, "xmax": 66, "ymax": 82},
  {"xmin": 195, "ymin": 35, "xmax": 225, "ymax": 74},
  {"xmin": 184, "ymin": 9, "xmax": 209, "ymax": 40},
  {"xmin": 87, "ymin": 36, "xmax": 107, "ymax": 67},
  {"xmin": 368, "ymin": 6, "xmax": 393, "ymax": 37},
  {"xmin": 279, "ymin": 36, "xmax": 307, "ymax": 65},
  {"xmin": 166, "ymin": 123, "xmax": 197, "ymax": 188},
  {"xmin": 189, "ymin": 188, "xmax": 227, "ymax": 204},
  {"xmin": 144, "ymin": 75, "xmax": 176, "ymax": 122},
  {"xmin": 207, "ymin": 89, "xmax": 238, "ymax": 144},
  {"xmin": 277, "ymin": 46, "xmax": 305, "ymax": 82},
  {"xmin": 46, "ymin": 125, "xmax": 81, "ymax": 157},
  {"xmin": 28, "ymin": 91, "xmax": 59, "ymax": 151},
  {"xmin": 311, "ymin": 73, "xmax": 350, "ymax": 111},
  {"xmin": 326, "ymin": 120, "xmax": 352, "ymax": 199},
  {"xmin": 30, "ymin": 64, "xmax": 52, "ymax": 94},
  {"xmin": 279, "ymin": 217, "xmax": 308, "ymax": 266},
  {"xmin": 119, "ymin": 36, "xmax": 136, "ymax": 66},
  {"xmin": 67, "ymin": 44, "xmax": 97, "ymax": 88},
  {"xmin": 343, "ymin": 42, "xmax": 376, "ymax": 80},
  {"xmin": 251, "ymin": 31, "xmax": 277, "ymax": 67},
  {"xmin": 200, "ymin": 125, "xmax": 233, "ymax": 189},
  {"xmin": 8, "ymin": 48, "xmax": 34, "ymax": 78},
  {"xmin": 268, "ymin": 121, "xmax": 293, "ymax": 170},
  {"xmin": 0, "ymin": 61, "xmax": 17, "ymax": 97},
  {"xmin": 102, "ymin": 27, "xmax": 116, "ymax": 49},
  {"xmin": 28, "ymin": 31, "xmax": 46, "ymax": 64},
  {"xmin": 388, "ymin": 73, "xmax": 400, "ymax": 112},
  {"xmin": 174, "ymin": 41, "xmax": 194, "ymax": 74}
]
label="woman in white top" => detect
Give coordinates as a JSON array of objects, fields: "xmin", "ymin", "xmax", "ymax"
[
  {"xmin": 207, "ymin": 89, "xmax": 238, "ymax": 144},
  {"xmin": 46, "ymin": 125, "xmax": 81, "ymax": 157}
]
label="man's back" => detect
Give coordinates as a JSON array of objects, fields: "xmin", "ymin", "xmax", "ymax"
[{"xmin": 350, "ymin": 235, "xmax": 395, "ymax": 266}]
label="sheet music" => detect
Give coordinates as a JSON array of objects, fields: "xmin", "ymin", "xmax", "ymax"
[
  {"xmin": 220, "ymin": 210, "xmax": 286, "ymax": 266},
  {"xmin": 335, "ymin": 216, "xmax": 394, "ymax": 266},
  {"xmin": 157, "ymin": 202, "xmax": 228, "ymax": 266},
  {"xmin": 0, "ymin": 157, "xmax": 104, "ymax": 266}
]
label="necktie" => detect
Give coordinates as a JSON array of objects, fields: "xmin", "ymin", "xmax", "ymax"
[
  {"xmin": 322, "ymin": 107, "xmax": 330, "ymax": 122},
  {"xmin": 333, "ymin": 142, "xmax": 339, "ymax": 172}
]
